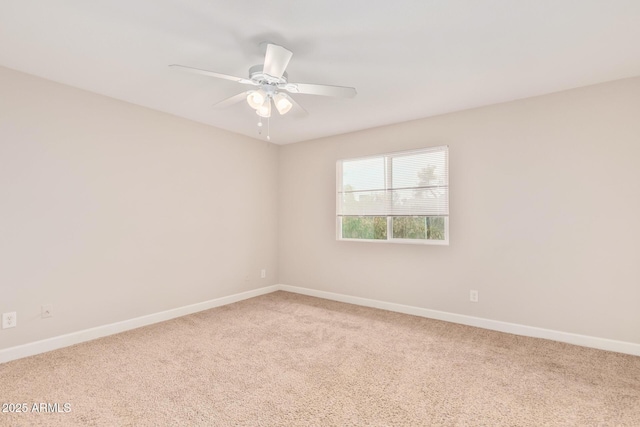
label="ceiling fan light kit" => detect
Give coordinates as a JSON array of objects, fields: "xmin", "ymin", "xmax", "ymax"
[
  {"xmin": 256, "ymin": 97, "xmax": 272, "ymax": 118},
  {"xmin": 246, "ymin": 89, "xmax": 267, "ymax": 109},
  {"xmin": 273, "ymin": 93, "xmax": 293, "ymax": 115},
  {"xmin": 170, "ymin": 42, "xmax": 356, "ymax": 141}
]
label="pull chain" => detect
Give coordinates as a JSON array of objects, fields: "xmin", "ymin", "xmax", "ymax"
[
  {"xmin": 267, "ymin": 116, "xmax": 271, "ymax": 141},
  {"xmin": 255, "ymin": 113, "xmax": 270, "ymax": 141}
]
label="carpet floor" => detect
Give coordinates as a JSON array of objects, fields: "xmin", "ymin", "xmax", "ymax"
[{"xmin": 1, "ymin": 291, "xmax": 639, "ymax": 426}]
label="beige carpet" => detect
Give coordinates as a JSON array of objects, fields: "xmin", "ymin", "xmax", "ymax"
[{"xmin": 1, "ymin": 291, "xmax": 639, "ymax": 426}]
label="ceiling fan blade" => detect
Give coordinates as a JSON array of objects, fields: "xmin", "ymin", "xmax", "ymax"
[
  {"xmin": 286, "ymin": 95, "xmax": 309, "ymax": 117},
  {"xmin": 280, "ymin": 82, "xmax": 357, "ymax": 98},
  {"xmin": 169, "ymin": 64, "xmax": 255, "ymax": 85},
  {"xmin": 212, "ymin": 91, "xmax": 250, "ymax": 109},
  {"xmin": 263, "ymin": 44, "xmax": 293, "ymax": 79}
]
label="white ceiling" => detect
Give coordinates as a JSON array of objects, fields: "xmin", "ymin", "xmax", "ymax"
[{"xmin": 2, "ymin": 1, "xmax": 640, "ymax": 145}]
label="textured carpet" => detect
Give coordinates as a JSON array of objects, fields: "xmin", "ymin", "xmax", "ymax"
[{"xmin": 1, "ymin": 291, "xmax": 639, "ymax": 426}]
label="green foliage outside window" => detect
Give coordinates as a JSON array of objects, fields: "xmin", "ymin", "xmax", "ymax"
[
  {"xmin": 342, "ymin": 217, "xmax": 387, "ymax": 239},
  {"xmin": 341, "ymin": 216, "xmax": 445, "ymax": 240},
  {"xmin": 393, "ymin": 216, "xmax": 445, "ymax": 240}
]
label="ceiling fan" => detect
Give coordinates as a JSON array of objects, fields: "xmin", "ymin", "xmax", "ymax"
[{"xmin": 170, "ymin": 43, "xmax": 357, "ymax": 140}]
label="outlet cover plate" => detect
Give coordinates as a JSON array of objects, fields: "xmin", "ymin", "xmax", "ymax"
[
  {"xmin": 2, "ymin": 311, "xmax": 17, "ymax": 329},
  {"xmin": 470, "ymin": 290, "xmax": 479, "ymax": 303}
]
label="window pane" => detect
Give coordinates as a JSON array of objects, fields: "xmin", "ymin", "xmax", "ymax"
[
  {"xmin": 389, "ymin": 149, "xmax": 448, "ymax": 217},
  {"xmin": 390, "ymin": 187, "xmax": 449, "ymax": 216},
  {"xmin": 391, "ymin": 150, "xmax": 447, "ymax": 189},
  {"xmin": 339, "ymin": 189, "xmax": 389, "ymax": 216},
  {"xmin": 341, "ymin": 157, "xmax": 385, "ymax": 192},
  {"xmin": 392, "ymin": 216, "xmax": 445, "ymax": 240},
  {"xmin": 342, "ymin": 217, "xmax": 387, "ymax": 240}
]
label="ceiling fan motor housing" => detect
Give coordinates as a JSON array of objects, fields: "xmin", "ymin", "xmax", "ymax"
[{"xmin": 249, "ymin": 64, "xmax": 288, "ymax": 86}]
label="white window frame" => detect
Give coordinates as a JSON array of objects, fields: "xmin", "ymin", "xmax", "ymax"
[{"xmin": 336, "ymin": 146, "xmax": 449, "ymax": 245}]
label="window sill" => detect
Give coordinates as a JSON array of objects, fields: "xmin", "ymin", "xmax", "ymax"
[{"xmin": 337, "ymin": 237, "xmax": 449, "ymax": 246}]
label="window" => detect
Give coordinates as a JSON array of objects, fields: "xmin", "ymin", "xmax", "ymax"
[{"xmin": 336, "ymin": 146, "xmax": 449, "ymax": 244}]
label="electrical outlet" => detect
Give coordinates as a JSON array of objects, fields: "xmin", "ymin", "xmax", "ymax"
[
  {"xmin": 2, "ymin": 312, "xmax": 17, "ymax": 329},
  {"xmin": 470, "ymin": 290, "xmax": 479, "ymax": 303},
  {"xmin": 261, "ymin": 269, "xmax": 266, "ymax": 279},
  {"xmin": 42, "ymin": 304, "xmax": 53, "ymax": 318}
]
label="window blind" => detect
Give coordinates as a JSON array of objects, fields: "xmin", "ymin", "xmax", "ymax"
[{"xmin": 337, "ymin": 146, "xmax": 449, "ymax": 217}]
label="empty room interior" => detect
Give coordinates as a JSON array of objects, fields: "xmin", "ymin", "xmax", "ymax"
[{"xmin": 1, "ymin": 1, "xmax": 639, "ymax": 426}]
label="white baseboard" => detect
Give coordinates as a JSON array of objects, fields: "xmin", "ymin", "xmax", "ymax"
[
  {"xmin": 0, "ymin": 285, "xmax": 279, "ymax": 364},
  {"xmin": 2, "ymin": 283, "xmax": 638, "ymax": 364},
  {"xmin": 278, "ymin": 284, "xmax": 640, "ymax": 357}
]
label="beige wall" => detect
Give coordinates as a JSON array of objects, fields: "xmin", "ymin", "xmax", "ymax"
[
  {"xmin": 279, "ymin": 76, "xmax": 640, "ymax": 344},
  {"xmin": 2, "ymin": 65, "xmax": 639, "ymax": 352},
  {"xmin": 0, "ymin": 66, "xmax": 279, "ymax": 349}
]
